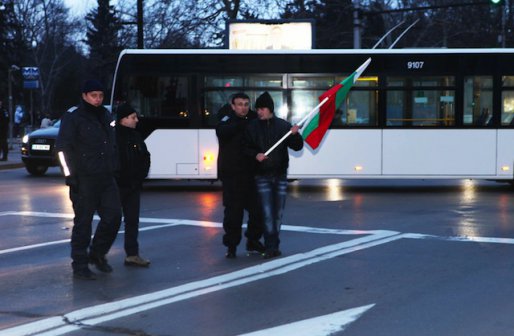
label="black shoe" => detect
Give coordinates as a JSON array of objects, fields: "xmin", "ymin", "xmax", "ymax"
[
  {"xmin": 225, "ymin": 246, "xmax": 236, "ymax": 259},
  {"xmin": 262, "ymin": 249, "xmax": 282, "ymax": 259},
  {"xmin": 89, "ymin": 254, "xmax": 113, "ymax": 273},
  {"xmin": 73, "ymin": 267, "xmax": 97, "ymax": 280},
  {"xmin": 246, "ymin": 240, "xmax": 265, "ymax": 254}
]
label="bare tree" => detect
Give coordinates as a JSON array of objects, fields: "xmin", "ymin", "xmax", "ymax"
[
  {"xmin": 11, "ymin": 0, "xmax": 83, "ymax": 122},
  {"xmin": 116, "ymin": 0, "xmax": 289, "ymax": 49}
]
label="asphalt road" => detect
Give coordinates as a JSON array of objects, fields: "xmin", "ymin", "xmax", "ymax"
[{"xmin": 2, "ymin": 167, "xmax": 514, "ymax": 336}]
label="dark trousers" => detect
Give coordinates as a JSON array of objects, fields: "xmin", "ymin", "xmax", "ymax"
[
  {"xmin": 119, "ymin": 186, "xmax": 141, "ymax": 257},
  {"xmin": 255, "ymin": 174, "xmax": 288, "ymax": 250},
  {"xmin": 69, "ymin": 174, "xmax": 121, "ymax": 270},
  {"xmin": 0, "ymin": 132, "xmax": 7, "ymax": 159},
  {"xmin": 221, "ymin": 173, "xmax": 263, "ymax": 248}
]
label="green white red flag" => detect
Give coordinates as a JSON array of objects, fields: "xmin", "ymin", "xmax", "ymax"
[{"xmin": 301, "ymin": 58, "xmax": 371, "ymax": 150}]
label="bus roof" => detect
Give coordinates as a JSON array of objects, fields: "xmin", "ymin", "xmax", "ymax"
[{"xmin": 118, "ymin": 48, "xmax": 514, "ymax": 57}]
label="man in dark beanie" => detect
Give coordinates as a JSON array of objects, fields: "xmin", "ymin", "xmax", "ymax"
[
  {"xmin": 56, "ymin": 79, "xmax": 121, "ymax": 280},
  {"xmin": 254, "ymin": 91, "xmax": 274, "ymax": 113},
  {"xmin": 244, "ymin": 91, "xmax": 303, "ymax": 259},
  {"xmin": 115, "ymin": 103, "xmax": 151, "ymax": 267}
]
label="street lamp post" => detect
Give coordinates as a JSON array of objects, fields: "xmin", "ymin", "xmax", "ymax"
[
  {"xmin": 502, "ymin": 0, "xmax": 510, "ymax": 47},
  {"xmin": 7, "ymin": 64, "xmax": 19, "ymax": 148},
  {"xmin": 137, "ymin": 0, "xmax": 143, "ymax": 49},
  {"xmin": 122, "ymin": 0, "xmax": 144, "ymax": 48},
  {"xmin": 353, "ymin": 1, "xmax": 361, "ymax": 49}
]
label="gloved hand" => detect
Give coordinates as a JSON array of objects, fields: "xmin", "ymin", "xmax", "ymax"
[{"xmin": 65, "ymin": 175, "xmax": 79, "ymax": 193}]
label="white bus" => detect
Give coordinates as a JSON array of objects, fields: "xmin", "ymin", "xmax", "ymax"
[{"xmin": 111, "ymin": 49, "xmax": 514, "ymax": 181}]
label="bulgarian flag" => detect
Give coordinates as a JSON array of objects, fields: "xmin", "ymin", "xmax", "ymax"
[{"xmin": 301, "ymin": 58, "xmax": 372, "ymax": 150}]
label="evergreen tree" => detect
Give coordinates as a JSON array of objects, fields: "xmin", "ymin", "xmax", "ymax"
[{"xmin": 85, "ymin": 0, "xmax": 123, "ymax": 91}]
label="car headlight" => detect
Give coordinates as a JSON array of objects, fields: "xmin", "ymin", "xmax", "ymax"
[{"xmin": 22, "ymin": 134, "xmax": 29, "ymax": 144}]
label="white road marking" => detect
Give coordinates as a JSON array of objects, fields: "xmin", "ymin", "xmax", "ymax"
[
  {"xmin": 3, "ymin": 211, "xmax": 514, "ymax": 335},
  {"xmin": 0, "ymin": 211, "xmax": 389, "ymax": 255},
  {"xmin": 3, "ymin": 211, "xmax": 514, "ymax": 256},
  {"xmin": 402, "ymin": 232, "xmax": 514, "ymax": 244},
  {"xmin": 239, "ymin": 304, "xmax": 375, "ymax": 336},
  {"xmin": 0, "ymin": 232, "xmax": 400, "ymax": 336}
]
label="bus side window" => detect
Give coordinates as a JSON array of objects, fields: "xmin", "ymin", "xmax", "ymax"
[
  {"xmin": 476, "ymin": 108, "xmax": 491, "ymax": 126},
  {"xmin": 464, "ymin": 76, "xmax": 493, "ymax": 126},
  {"xmin": 161, "ymin": 77, "xmax": 189, "ymax": 119}
]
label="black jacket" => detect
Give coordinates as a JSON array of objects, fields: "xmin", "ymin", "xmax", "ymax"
[
  {"xmin": 0, "ymin": 107, "xmax": 9, "ymax": 134},
  {"xmin": 56, "ymin": 101, "xmax": 118, "ymax": 177},
  {"xmin": 115, "ymin": 124, "xmax": 150, "ymax": 189},
  {"xmin": 244, "ymin": 116, "xmax": 303, "ymax": 176},
  {"xmin": 216, "ymin": 109, "xmax": 257, "ymax": 178}
]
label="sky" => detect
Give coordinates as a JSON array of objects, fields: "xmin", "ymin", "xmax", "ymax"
[
  {"xmin": 63, "ymin": 0, "xmax": 119, "ymax": 17},
  {"xmin": 63, "ymin": 0, "xmax": 95, "ymax": 16}
]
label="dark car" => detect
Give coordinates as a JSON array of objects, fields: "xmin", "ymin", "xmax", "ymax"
[{"xmin": 21, "ymin": 120, "xmax": 61, "ymax": 176}]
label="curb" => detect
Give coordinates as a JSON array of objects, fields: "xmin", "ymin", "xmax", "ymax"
[{"xmin": 0, "ymin": 162, "xmax": 24, "ymax": 171}]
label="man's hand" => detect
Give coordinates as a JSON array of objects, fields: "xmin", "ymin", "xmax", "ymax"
[
  {"xmin": 291, "ymin": 124, "xmax": 300, "ymax": 134},
  {"xmin": 256, "ymin": 153, "xmax": 268, "ymax": 162},
  {"xmin": 65, "ymin": 175, "xmax": 79, "ymax": 193}
]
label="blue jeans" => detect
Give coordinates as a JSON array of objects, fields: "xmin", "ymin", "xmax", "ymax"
[{"xmin": 255, "ymin": 174, "xmax": 288, "ymax": 250}]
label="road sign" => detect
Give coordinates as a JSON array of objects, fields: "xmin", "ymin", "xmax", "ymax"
[{"xmin": 22, "ymin": 67, "xmax": 39, "ymax": 89}]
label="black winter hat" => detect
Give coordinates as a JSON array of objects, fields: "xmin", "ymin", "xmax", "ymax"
[
  {"xmin": 82, "ymin": 79, "xmax": 105, "ymax": 93},
  {"xmin": 116, "ymin": 103, "xmax": 137, "ymax": 121},
  {"xmin": 255, "ymin": 91, "xmax": 274, "ymax": 114}
]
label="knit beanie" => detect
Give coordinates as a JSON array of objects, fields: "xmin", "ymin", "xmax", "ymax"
[
  {"xmin": 82, "ymin": 79, "xmax": 105, "ymax": 93},
  {"xmin": 116, "ymin": 103, "xmax": 137, "ymax": 121},
  {"xmin": 255, "ymin": 91, "xmax": 274, "ymax": 114}
]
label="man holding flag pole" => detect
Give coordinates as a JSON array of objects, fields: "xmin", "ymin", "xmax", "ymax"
[
  {"xmin": 245, "ymin": 58, "xmax": 371, "ymax": 259},
  {"xmin": 244, "ymin": 91, "xmax": 303, "ymax": 259}
]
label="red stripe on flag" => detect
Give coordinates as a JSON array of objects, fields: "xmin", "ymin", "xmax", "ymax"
[{"xmin": 304, "ymin": 83, "xmax": 342, "ymax": 150}]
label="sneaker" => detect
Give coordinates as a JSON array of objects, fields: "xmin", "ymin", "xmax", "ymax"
[
  {"xmin": 124, "ymin": 255, "xmax": 151, "ymax": 267},
  {"xmin": 89, "ymin": 254, "xmax": 113, "ymax": 273},
  {"xmin": 246, "ymin": 240, "xmax": 265, "ymax": 254},
  {"xmin": 225, "ymin": 246, "xmax": 236, "ymax": 259},
  {"xmin": 73, "ymin": 267, "xmax": 97, "ymax": 280},
  {"xmin": 262, "ymin": 249, "xmax": 282, "ymax": 259}
]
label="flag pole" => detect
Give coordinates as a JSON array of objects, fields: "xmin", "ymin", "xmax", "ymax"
[{"xmin": 264, "ymin": 97, "xmax": 329, "ymax": 156}]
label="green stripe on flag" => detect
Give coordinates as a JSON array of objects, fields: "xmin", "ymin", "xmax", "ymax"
[
  {"xmin": 302, "ymin": 113, "xmax": 319, "ymax": 139},
  {"xmin": 335, "ymin": 72, "xmax": 357, "ymax": 110}
]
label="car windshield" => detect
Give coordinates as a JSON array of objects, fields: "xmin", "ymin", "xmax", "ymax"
[{"xmin": 53, "ymin": 120, "xmax": 61, "ymax": 128}]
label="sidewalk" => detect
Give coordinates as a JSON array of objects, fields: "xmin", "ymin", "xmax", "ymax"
[{"xmin": 0, "ymin": 140, "xmax": 24, "ymax": 171}]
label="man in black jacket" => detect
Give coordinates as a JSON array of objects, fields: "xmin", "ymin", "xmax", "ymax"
[
  {"xmin": 115, "ymin": 103, "xmax": 151, "ymax": 267},
  {"xmin": 216, "ymin": 93, "xmax": 264, "ymax": 258},
  {"xmin": 56, "ymin": 80, "xmax": 121, "ymax": 280},
  {"xmin": 244, "ymin": 91, "xmax": 303, "ymax": 259}
]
